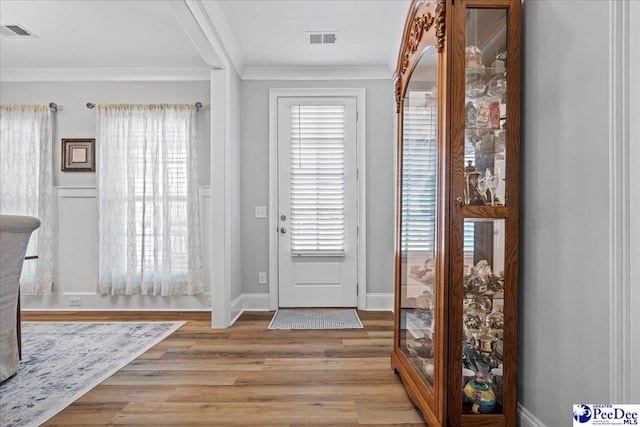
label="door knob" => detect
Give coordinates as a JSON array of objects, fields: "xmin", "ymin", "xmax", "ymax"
[{"xmin": 280, "ymin": 227, "xmax": 287, "ymax": 234}]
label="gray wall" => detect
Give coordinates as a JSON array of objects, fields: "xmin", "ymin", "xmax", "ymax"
[
  {"xmin": 0, "ymin": 80, "xmax": 212, "ymax": 311},
  {"xmin": 239, "ymin": 79, "xmax": 396, "ymax": 297},
  {"xmin": 520, "ymin": 1, "xmax": 613, "ymax": 424},
  {"xmin": 0, "ymin": 81, "xmax": 211, "ymax": 186}
]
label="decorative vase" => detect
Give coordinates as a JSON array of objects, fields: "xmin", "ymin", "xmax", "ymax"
[{"xmin": 463, "ymin": 374, "xmax": 496, "ymax": 414}]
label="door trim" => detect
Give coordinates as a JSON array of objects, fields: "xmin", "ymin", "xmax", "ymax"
[{"xmin": 268, "ymin": 88, "xmax": 367, "ymax": 310}]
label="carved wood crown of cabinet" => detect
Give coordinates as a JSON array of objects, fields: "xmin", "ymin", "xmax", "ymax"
[{"xmin": 394, "ymin": 0, "xmax": 445, "ymax": 110}]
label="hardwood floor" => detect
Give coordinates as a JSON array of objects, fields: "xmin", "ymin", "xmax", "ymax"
[{"xmin": 21, "ymin": 311, "xmax": 427, "ymax": 426}]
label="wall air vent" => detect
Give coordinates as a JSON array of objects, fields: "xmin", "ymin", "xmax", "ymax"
[
  {"xmin": 309, "ymin": 33, "xmax": 323, "ymax": 45},
  {"xmin": 0, "ymin": 23, "xmax": 38, "ymax": 38},
  {"xmin": 307, "ymin": 31, "xmax": 338, "ymax": 45}
]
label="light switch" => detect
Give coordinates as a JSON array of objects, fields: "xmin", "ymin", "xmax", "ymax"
[{"xmin": 255, "ymin": 206, "xmax": 267, "ymax": 218}]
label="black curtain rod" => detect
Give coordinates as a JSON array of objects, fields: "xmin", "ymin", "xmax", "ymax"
[
  {"xmin": 49, "ymin": 102, "xmax": 59, "ymax": 112},
  {"xmin": 86, "ymin": 102, "xmax": 205, "ymax": 111}
]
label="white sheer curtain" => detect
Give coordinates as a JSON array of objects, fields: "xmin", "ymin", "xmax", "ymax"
[
  {"xmin": 96, "ymin": 104, "xmax": 203, "ymax": 296},
  {"xmin": 0, "ymin": 105, "xmax": 54, "ymax": 294}
]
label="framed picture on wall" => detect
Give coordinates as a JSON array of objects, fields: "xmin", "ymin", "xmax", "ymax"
[{"xmin": 61, "ymin": 138, "xmax": 95, "ymax": 172}]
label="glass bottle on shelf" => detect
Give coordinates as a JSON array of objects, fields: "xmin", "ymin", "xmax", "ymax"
[{"xmin": 464, "ymin": 161, "xmax": 486, "ymax": 206}]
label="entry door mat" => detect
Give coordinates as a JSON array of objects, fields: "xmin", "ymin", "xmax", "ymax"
[
  {"xmin": 0, "ymin": 321, "xmax": 185, "ymax": 427},
  {"xmin": 268, "ymin": 309, "xmax": 363, "ymax": 330}
]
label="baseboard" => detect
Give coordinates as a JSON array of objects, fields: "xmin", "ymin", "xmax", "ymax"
[
  {"xmin": 20, "ymin": 292, "xmax": 211, "ymax": 311},
  {"xmin": 228, "ymin": 292, "xmax": 392, "ymax": 325},
  {"xmin": 518, "ymin": 403, "xmax": 547, "ymax": 427},
  {"xmin": 365, "ymin": 293, "xmax": 394, "ymax": 311},
  {"xmin": 230, "ymin": 293, "xmax": 271, "ymax": 324}
]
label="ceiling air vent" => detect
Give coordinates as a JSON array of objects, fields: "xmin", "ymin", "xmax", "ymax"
[
  {"xmin": 0, "ymin": 23, "xmax": 38, "ymax": 38},
  {"xmin": 307, "ymin": 31, "xmax": 337, "ymax": 45}
]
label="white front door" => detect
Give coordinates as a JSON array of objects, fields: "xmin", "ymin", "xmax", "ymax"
[{"xmin": 277, "ymin": 97, "xmax": 358, "ymax": 307}]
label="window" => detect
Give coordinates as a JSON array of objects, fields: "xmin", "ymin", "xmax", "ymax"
[
  {"xmin": 289, "ymin": 104, "xmax": 346, "ymax": 255},
  {"xmin": 0, "ymin": 105, "xmax": 54, "ymax": 294},
  {"xmin": 96, "ymin": 104, "xmax": 202, "ymax": 296},
  {"xmin": 401, "ymin": 104, "xmax": 437, "ymax": 253},
  {"xmin": 130, "ymin": 124, "xmax": 189, "ymax": 273}
]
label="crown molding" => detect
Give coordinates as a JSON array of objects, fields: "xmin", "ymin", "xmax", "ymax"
[
  {"xmin": 242, "ymin": 66, "xmax": 392, "ymax": 81},
  {"xmin": 0, "ymin": 67, "xmax": 212, "ymax": 82}
]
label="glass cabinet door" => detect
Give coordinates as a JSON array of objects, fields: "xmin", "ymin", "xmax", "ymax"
[
  {"xmin": 399, "ymin": 46, "xmax": 440, "ymax": 392},
  {"xmin": 458, "ymin": 7, "xmax": 509, "ymax": 416},
  {"xmin": 463, "ymin": 8, "xmax": 508, "ymax": 208},
  {"xmin": 461, "ymin": 219, "xmax": 506, "ymax": 414}
]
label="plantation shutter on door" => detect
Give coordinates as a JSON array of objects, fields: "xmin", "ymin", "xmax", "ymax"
[
  {"xmin": 401, "ymin": 105, "xmax": 437, "ymax": 253},
  {"xmin": 402, "ymin": 104, "xmax": 475, "ymax": 258},
  {"xmin": 289, "ymin": 104, "xmax": 346, "ymax": 256}
]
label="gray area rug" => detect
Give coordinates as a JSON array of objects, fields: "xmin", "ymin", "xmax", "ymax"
[
  {"xmin": 268, "ymin": 309, "xmax": 363, "ymax": 330},
  {"xmin": 0, "ymin": 321, "xmax": 184, "ymax": 427}
]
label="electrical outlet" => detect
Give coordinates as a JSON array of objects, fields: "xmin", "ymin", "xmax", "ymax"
[
  {"xmin": 258, "ymin": 272, "xmax": 267, "ymax": 284},
  {"xmin": 69, "ymin": 298, "xmax": 81, "ymax": 307},
  {"xmin": 255, "ymin": 206, "xmax": 267, "ymax": 218},
  {"xmin": 207, "ymin": 298, "xmax": 212, "ymax": 307}
]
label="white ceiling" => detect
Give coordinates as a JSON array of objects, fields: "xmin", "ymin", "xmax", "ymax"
[
  {"xmin": 214, "ymin": 0, "xmax": 409, "ymax": 71},
  {"xmin": 0, "ymin": 0, "xmax": 207, "ymax": 69},
  {"xmin": 0, "ymin": 0, "xmax": 410, "ymax": 80}
]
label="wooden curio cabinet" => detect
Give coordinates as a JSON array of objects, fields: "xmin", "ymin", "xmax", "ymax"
[{"xmin": 391, "ymin": 0, "xmax": 521, "ymax": 425}]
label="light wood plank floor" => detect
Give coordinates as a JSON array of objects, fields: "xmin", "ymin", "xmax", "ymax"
[{"xmin": 21, "ymin": 311, "xmax": 427, "ymax": 426}]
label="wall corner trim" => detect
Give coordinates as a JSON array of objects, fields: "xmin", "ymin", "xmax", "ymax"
[{"xmin": 608, "ymin": 0, "xmax": 631, "ymax": 404}]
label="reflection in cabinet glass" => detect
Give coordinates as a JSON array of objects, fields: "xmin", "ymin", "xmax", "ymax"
[
  {"xmin": 391, "ymin": 1, "xmax": 521, "ymax": 426},
  {"xmin": 400, "ymin": 46, "xmax": 439, "ymax": 392}
]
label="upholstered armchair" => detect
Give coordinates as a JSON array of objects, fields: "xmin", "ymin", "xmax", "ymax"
[{"xmin": 0, "ymin": 215, "xmax": 40, "ymax": 383}]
